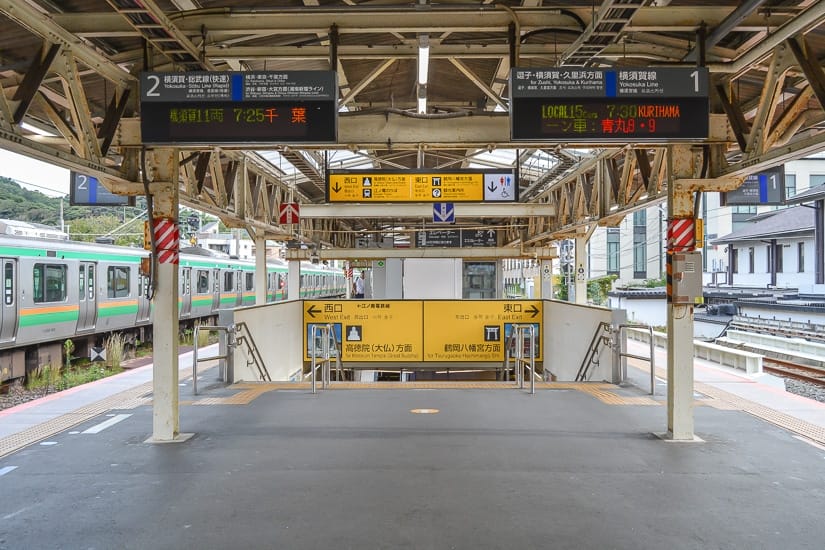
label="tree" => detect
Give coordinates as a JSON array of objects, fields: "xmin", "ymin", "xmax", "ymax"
[{"xmin": 68, "ymin": 214, "xmax": 142, "ymax": 246}]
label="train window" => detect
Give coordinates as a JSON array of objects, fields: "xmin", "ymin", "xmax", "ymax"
[
  {"xmin": 33, "ymin": 263, "xmax": 67, "ymax": 303},
  {"xmin": 88, "ymin": 268, "xmax": 94, "ymax": 300},
  {"xmin": 245, "ymin": 272, "xmax": 254, "ymax": 291},
  {"xmin": 4, "ymin": 262, "xmax": 13, "ymax": 306},
  {"xmin": 196, "ymin": 270, "xmax": 210, "ymax": 294},
  {"xmin": 181, "ymin": 269, "xmax": 190, "ymax": 295},
  {"xmin": 79, "ymin": 265, "xmax": 85, "ymax": 302},
  {"xmin": 223, "ymin": 272, "xmax": 233, "ymax": 292},
  {"xmin": 107, "ymin": 266, "xmax": 130, "ymax": 298}
]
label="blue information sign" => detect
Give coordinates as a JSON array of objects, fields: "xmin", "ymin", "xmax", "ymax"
[{"xmin": 69, "ymin": 172, "xmax": 132, "ymax": 206}]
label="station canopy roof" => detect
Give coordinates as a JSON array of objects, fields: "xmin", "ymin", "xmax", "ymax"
[{"xmin": 3, "ymin": 0, "xmax": 825, "ymax": 251}]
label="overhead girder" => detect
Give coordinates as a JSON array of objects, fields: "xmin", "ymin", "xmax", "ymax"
[
  {"xmin": 4, "ymin": 0, "xmax": 825, "ymax": 250},
  {"xmin": 49, "ymin": 7, "xmax": 792, "ymax": 37}
]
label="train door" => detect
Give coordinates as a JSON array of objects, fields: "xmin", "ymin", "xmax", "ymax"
[
  {"xmin": 136, "ymin": 273, "xmax": 151, "ymax": 323},
  {"xmin": 0, "ymin": 258, "xmax": 18, "ymax": 343},
  {"xmin": 211, "ymin": 268, "xmax": 221, "ymax": 310},
  {"xmin": 235, "ymin": 269, "xmax": 243, "ymax": 306},
  {"xmin": 180, "ymin": 267, "xmax": 192, "ymax": 317},
  {"xmin": 77, "ymin": 262, "xmax": 97, "ymax": 332}
]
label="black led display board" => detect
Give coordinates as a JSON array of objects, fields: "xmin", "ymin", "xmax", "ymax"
[
  {"xmin": 510, "ymin": 67, "xmax": 709, "ymax": 142},
  {"xmin": 140, "ymin": 71, "xmax": 337, "ymax": 145}
]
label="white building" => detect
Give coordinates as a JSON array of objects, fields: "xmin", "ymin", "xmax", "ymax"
[
  {"xmin": 587, "ymin": 157, "xmax": 825, "ymax": 291},
  {"xmin": 712, "ymin": 206, "xmax": 815, "ymax": 290}
]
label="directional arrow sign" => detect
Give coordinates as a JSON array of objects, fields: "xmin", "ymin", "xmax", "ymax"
[
  {"xmin": 279, "ymin": 202, "xmax": 300, "ymax": 224},
  {"xmin": 306, "ymin": 305, "xmax": 321, "ymax": 318},
  {"xmin": 526, "ymin": 305, "xmax": 540, "ymax": 318},
  {"xmin": 433, "ymin": 202, "xmax": 455, "ymax": 224}
]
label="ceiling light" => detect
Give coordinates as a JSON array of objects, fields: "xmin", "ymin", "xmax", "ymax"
[
  {"xmin": 20, "ymin": 121, "xmax": 56, "ymax": 137},
  {"xmin": 418, "ymin": 35, "xmax": 429, "ymax": 86}
]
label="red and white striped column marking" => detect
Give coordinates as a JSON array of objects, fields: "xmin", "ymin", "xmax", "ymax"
[
  {"xmin": 666, "ymin": 218, "xmax": 696, "ymax": 303},
  {"xmin": 153, "ymin": 217, "xmax": 179, "ymax": 265}
]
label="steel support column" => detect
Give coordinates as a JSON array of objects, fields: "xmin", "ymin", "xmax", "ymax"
[
  {"xmin": 815, "ymin": 200, "xmax": 824, "ymax": 285},
  {"xmin": 254, "ymin": 233, "xmax": 267, "ymax": 305},
  {"xmin": 573, "ymin": 235, "xmax": 588, "ymax": 305},
  {"xmin": 147, "ymin": 148, "xmax": 187, "ymax": 443},
  {"xmin": 540, "ymin": 259, "xmax": 553, "ymax": 299},
  {"xmin": 665, "ymin": 145, "xmax": 697, "ymax": 441},
  {"xmin": 288, "ymin": 260, "xmax": 301, "ymax": 301}
]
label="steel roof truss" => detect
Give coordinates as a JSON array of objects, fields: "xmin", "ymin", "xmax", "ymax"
[
  {"xmin": 746, "ymin": 44, "xmax": 793, "ymax": 156},
  {"xmin": 11, "ymin": 43, "xmax": 60, "ymax": 125},
  {"xmin": 787, "ymin": 36, "xmax": 825, "ymax": 117}
]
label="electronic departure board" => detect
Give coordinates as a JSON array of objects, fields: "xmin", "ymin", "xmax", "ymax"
[
  {"xmin": 510, "ymin": 67, "xmax": 709, "ymax": 142},
  {"xmin": 140, "ymin": 71, "xmax": 337, "ymax": 144}
]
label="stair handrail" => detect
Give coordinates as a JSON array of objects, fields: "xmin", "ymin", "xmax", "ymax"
[
  {"xmin": 233, "ymin": 321, "xmax": 271, "ymax": 382},
  {"xmin": 575, "ymin": 321, "xmax": 612, "ymax": 382}
]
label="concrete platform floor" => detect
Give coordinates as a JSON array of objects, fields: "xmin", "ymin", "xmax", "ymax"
[{"xmin": 1, "ymin": 380, "xmax": 824, "ymax": 549}]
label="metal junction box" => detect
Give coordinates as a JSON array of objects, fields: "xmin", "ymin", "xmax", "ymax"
[{"xmin": 671, "ymin": 251, "xmax": 703, "ymax": 304}]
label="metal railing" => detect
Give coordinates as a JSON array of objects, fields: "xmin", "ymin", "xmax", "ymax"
[
  {"xmin": 614, "ymin": 324, "xmax": 656, "ymax": 395},
  {"xmin": 234, "ymin": 322, "xmax": 271, "ymax": 382},
  {"xmin": 503, "ymin": 324, "xmax": 537, "ymax": 394},
  {"xmin": 192, "ymin": 325, "xmax": 234, "ymax": 396},
  {"xmin": 575, "ymin": 322, "xmax": 612, "ymax": 382},
  {"xmin": 309, "ymin": 323, "xmax": 340, "ymax": 394}
]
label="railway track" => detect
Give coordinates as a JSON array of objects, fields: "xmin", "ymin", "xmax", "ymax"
[{"xmin": 763, "ymin": 357, "xmax": 825, "ymax": 388}]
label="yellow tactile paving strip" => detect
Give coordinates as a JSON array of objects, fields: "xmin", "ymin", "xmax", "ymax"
[
  {"xmin": 695, "ymin": 381, "xmax": 825, "ymax": 445},
  {"xmin": 0, "ymin": 381, "xmax": 153, "ymax": 459},
  {"xmin": 643, "ymin": 361, "xmax": 825, "ymax": 445},
  {"xmin": 224, "ymin": 381, "xmax": 660, "ymax": 406}
]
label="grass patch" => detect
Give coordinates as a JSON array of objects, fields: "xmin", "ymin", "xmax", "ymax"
[{"xmin": 27, "ymin": 362, "xmax": 122, "ymax": 394}]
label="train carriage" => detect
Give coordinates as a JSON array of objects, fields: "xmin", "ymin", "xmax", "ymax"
[{"xmin": 0, "ymin": 234, "xmax": 346, "ymax": 383}]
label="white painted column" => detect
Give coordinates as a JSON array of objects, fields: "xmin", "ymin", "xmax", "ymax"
[
  {"xmin": 288, "ymin": 260, "xmax": 301, "ymax": 300},
  {"xmin": 254, "ymin": 234, "xmax": 267, "ymax": 305},
  {"xmin": 540, "ymin": 259, "xmax": 553, "ymax": 299},
  {"xmin": 573, "ymin": 235, "xmax": 588, "ymax": 304},
  {"xmin": 666, "ymin": 145, "xmax": 696, "ymax": 440},
  {"xmin": 147, "ymin": 149, "xmax": 186, "ymax": 443}
]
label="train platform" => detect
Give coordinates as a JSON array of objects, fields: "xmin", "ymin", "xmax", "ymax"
[{"xmin": 1, "ymin": 349, "xmax": 825, "ymax": 549}]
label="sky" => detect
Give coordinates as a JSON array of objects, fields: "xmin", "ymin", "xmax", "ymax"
[{"xmin": 0, "ymin": 148, "xmax": 70, "ymax": 197}]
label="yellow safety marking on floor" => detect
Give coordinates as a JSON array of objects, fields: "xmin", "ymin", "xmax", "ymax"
[
  {"xmin": 626, "ymin": 357, "xmax": 825, "ymax": 445},
  {"xmin": 0, "ymin": 381, "xmax": 153, "ymax": 459},
  {"xmin": 207, "ymin": 380, "xmax": 659, "ymax": 406}
]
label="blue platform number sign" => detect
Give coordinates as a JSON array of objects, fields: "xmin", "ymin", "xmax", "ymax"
[
  {"xmin": 721, "ymin": 165, "xmax": 785, "ymax": 206},
  {"xmin": 69, "ymin": 171, "xmax": 132, "ymax": 206}
]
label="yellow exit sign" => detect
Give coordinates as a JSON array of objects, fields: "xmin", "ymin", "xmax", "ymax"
[
  {"xmin": 327, "ymin": 170, "xmax": 518, "ymax": 203},
  {"xmin": 303, "ymin": 300, "xmax": 542, "ymax": 362}
]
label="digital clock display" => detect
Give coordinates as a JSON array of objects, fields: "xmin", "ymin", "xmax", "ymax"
[
  {"xmin": 511, "ymin": 97, "xmax": 708, "ymax": 141},
  {"xmin": 141, "ymin": 101, "xmax": 336, "ymax": 144}
]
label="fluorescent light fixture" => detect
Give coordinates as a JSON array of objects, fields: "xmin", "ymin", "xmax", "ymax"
[
  {"xmin": 417, "ymin": 35, "xmax": 429, "ymax": 85},
  {"xmin": 20, "ymin": 121, "xmax": 56, "ymax": 137},
  {"xmin": 417, "ymin": 96, "xmax": 427, "ymax": 114},
  {"xmin": 609, "ymin": 205, "xmax": 619, "ymax": 211},
  {"xmin": 639, "ymin": 193, "xmax": 649, "ymax": 200}
]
